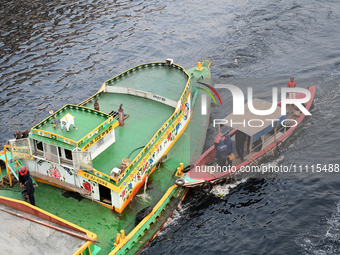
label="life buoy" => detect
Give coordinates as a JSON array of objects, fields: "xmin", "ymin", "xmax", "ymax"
[
  {"xmin": 175, "ymin": 178, "xmax": 185, "ymax": 186},
  {"xmin": 136, "ymin": 206, "xmax": 153, "ymax": 221},
  {"xmin": 201, "ymin": 181, "xmax": 212, "ymax": 193}
]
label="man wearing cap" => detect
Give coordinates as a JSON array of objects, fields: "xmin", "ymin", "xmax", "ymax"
[
  {"xmin": 19, "ymin": 166, "xmax": 30, "ymax": 201},
  {"xmin": 287, "ymin": 76, "xmax": 297, "ymax": 99}
]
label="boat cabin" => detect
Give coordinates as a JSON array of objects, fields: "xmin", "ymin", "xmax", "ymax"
[{"xmin": 221, "ymin": 98, "xmax": 287, "ymax": 161}]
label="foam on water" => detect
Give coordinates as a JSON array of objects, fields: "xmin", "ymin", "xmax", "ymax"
[
  {"xmin": 211, "ymin": 178, "xmax": 248, "ymax": 197},
  {"xmin": 296, "ymin": 201, "xmax": 340, "ymax": 254}
]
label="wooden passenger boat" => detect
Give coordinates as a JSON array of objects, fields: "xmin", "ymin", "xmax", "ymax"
[{"xmin": 178, "ymin": 85, "xmax": 316, "ymax": 190}]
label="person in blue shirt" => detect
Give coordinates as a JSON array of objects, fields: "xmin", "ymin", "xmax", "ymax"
[
  {"xmin": 216, "ymin": 139, "xmax": 228, "ymax": 168},
  {"xmin": 224, "ymin": 134, "xmax": 235, "ymax": 166}
]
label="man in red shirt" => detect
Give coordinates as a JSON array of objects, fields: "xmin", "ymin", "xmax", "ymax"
[{"xmin": 287, "ymin": 76, "xmax": 297, "ymax": 99}]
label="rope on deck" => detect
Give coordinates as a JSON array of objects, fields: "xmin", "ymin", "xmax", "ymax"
[{"xmin": 248, "ymin": 157, "xmax": 260, "ymax": 167}]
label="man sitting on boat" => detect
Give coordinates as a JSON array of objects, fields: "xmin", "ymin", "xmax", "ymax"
[
  {"xmin": 224, "ymin": 134, "xmax": 235, "ymax": 166},
  {"xmin": 216, "ymin": 139, "xmax": 228, "ymax": 168}
]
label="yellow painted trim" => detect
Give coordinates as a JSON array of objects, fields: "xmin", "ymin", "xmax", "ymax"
[
  {"xmin": 31, "ymin": 128, "xmax": 78, "ymax": 145},
  {"xmin": 80, "ymin": 124, "xmax": 115, "ymax": 152},
  {"xmin": 31, "ymin": 104, "xmax": 77, "ymax": 136},
  {"xmin": 78, "ymin": 171, "xmax": 121, "ymax": 193},
  {"xmin": 3, "ymin": 145, "xmax": 32, "ymax": 161},
  {"xmin": 94, "ymin": 200, "xmax": 114, "ymax": 210},
  {"xmin": 73, "ymin": 241, "xmax": 92, "ymax": 255},
  {"xmin": 109, "ymin": 185, "xmax": 179, "ymax": 254},
  {"xmin": 116, "ymin": 90, "xmax": 190, "ymax": 186},
  {"xmin": 32, "ymin": 104, "xmax": 116, "ymax": 148},
  {"xmin": 203, "ymin": 60, "xmax": 211, "ymax": 68},
  {"xmin": 78, "ymin": 116, "xmax": 115, "ymax": 147},
  {"xmin": 115, "ymin": 164, "xmax": 159, "ymax": 213},
  {"xmin": 116, "ymin": 111, "xmax": 185, "ymax": 190},
  {"xmin": 115, "ymin": 112, "xmax": 191, "ymax": 213}
]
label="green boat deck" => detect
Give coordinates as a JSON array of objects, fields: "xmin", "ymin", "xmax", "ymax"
[
  {"xmin": 103, "ymin": 64, "xmax": 189, "ymax": 102},
  {"xmin": 0, "ymin": 62, "xmax": 211, "ymax": 255},
  {"xmin": 88, "ymin": 93, "xmax": 175, "ymax": 175}
]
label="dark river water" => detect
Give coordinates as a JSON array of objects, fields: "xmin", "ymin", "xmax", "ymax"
[{"xmin": 1, "ymin": 0, "xmax": 340, "ymax": 254}]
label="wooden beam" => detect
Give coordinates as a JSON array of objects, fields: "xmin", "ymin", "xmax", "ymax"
[{"xmin": 30, "ymin": 172, "xmax": 90, "ymax": 196}]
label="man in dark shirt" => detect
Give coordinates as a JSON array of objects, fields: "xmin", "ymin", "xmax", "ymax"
[
  {"xmin": 19, "ymin": 166, "xmax": 30, "ymax": 201},
  {"xmin": 24, "ymin": 174, "xmax": 35, "ymax": 206},
  {"xmin": 235, "ymin": 130, "xmax": 247, "ymax": 160},
  {"xmin": 224, "ymin": 134, "xmax": 235, "ymax": 166},
  {"xmin": 216, "ymin": 139, "xmax": 228, "ymax": 168}
]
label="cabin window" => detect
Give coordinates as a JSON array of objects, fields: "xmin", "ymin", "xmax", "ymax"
[
  {"xmin": 65, "ymin": 149, "xmax": 73, "ymax": 160},
  {"xmin": 36, "ymin": 141, "xmax": 43, "ymax": 151},
  {"xmin": 56, "ymin": 147, "xmax": 73, "ymax": 165}
]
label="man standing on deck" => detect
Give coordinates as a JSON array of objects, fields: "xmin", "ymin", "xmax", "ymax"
[
  {"xmin": 235, "ymin": 130, "xmax": 247, "ymax": 161},
  {"xmin": 24, "ymin": 174, "xmax": 35, "ymax": 206},
  {"xmin": 19, "ymin": 166, "xmax": 30, "ymax": 201},
  {"xmin": 287, "ymin": 76, "xmax": 297, "ymax": 99},
  {"xmin": 224, "ymin": 134, "xmax": 235, "ymax": 166},
  {"xmin": 216, "ymin": 139, "xmax": 228, "ymax": 169},
  {"xmin": 214, "ymin": 132, "xmax": 225, "ymax": 161}
]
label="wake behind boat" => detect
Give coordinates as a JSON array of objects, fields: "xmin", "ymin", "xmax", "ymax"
[{"xmin": 177, "ymin": 85, "xmax": 316, "ymax": 191}]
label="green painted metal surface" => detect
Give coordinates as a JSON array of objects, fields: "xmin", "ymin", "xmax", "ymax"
[
  {"xmin": 105, "ymin": 63, "xmax": 189, "ymax": 102},
  {"xmin": 31, "ymin": 104, "xmax": 117, "ymax": 148},
  {"xmin": 0, "ymin": 62, "xmax": 211, "ymax": 255},
  {"xmin": 91, "ymin": 93, "xmax": 175, "ymax": 176}
]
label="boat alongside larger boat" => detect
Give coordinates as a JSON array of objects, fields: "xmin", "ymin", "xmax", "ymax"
[
  {"xmin": 0, "ymin": 60, "xmax": 212, "ymax": 254},
  {"xmin": 179, "ymin": 85, "xmax": 316, "ymax": 190}
]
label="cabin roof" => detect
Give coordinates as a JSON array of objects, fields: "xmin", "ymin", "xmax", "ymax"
[
  {"xmin": 30, "ymin": 104, "xmax": 117, "ymax": 148},
  {"xmin": 223, "ymin": 98, "xmax": 286, "ymax": 141}
]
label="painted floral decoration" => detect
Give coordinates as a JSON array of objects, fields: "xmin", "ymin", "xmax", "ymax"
[
  {"xmin": 83, "ymin": 181, "xmax": 92, "ymax": 192},
  {"xmin": 47, "ymin": 165, "xmax": 62, "ymax": 181}
]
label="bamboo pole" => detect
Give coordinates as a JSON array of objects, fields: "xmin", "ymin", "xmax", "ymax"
[{"xmin": 249, "ymin": 136, "xmax": 253, "ymax": 155}]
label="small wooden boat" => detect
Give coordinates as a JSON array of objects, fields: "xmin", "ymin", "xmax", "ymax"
[{"xmin": 178, "ymin": 85, "xmax": 316, "ymax": 191}]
